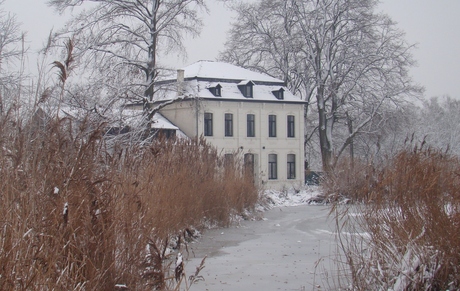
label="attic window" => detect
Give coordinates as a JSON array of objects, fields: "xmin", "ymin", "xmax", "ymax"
[
  {"xmin": 208, "ymin": 84, "xmax": 222, "ymax": 97},
  {"xmin": 238, "ymin": 81, "xmax": 254, "ymax": 98},
  {"xmin": 272, "ymin": 88, "xmax": 285, "ymax": 100}
]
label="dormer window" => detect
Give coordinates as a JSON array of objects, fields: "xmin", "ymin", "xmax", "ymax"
[
  {"xmin": 272, "ymin": 88, "xmax": 285, "ymax": 100},
  {"xmin": 208, "ymin": 84, "xmax": 222, "ymax": 97},
  {"xmin": 238, "ymin": 80, "xmax": 254, "ymax": 98}
]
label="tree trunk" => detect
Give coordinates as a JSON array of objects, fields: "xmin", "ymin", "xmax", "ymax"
[
  {"xmin": 144, "ymin": 0, "xmax": 160, "ymax": 113},
  {"xmin": 346, "ymin": 111, "xmax": 354, "ymax": 169},
  {"xmin": 317, "ymin": 85, "xmax": 332, "ymax": 173}
]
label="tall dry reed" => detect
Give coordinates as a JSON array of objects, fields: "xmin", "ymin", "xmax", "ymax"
[
  {"xmin": 325, "ymin": 146, "xmax": 460, "ymax": 290},
  {"xmin": 0, "ymin": 110, "xmax": 258, "ymax": 290}
]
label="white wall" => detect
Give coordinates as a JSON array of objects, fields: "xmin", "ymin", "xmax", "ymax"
[{"xmin": 162, "ymin": 99, "xmax": 305, "ymax": 190}]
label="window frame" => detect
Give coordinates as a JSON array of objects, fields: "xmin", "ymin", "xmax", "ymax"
[
  {"xmin": 224, "ymin": 113, "xmax": 233, "ymax": 137},
  {"xmin": 204, "ymin": 112, "xmax": 213, "ymax": 136},
  {"xmin": 208, "ymin": 84, "xmax": 222, "ymax": 97},
  {"xmin": 247, "ymin": 114, "xmax": 255, "ymax": 137},
  {"xmin": 215, "ymin": 85, "xmax": 222, "ymax": 97},
  {"xmin": 287, "ymin": 154, "xmax": 296, "ymax": 179},
  {"xmin": 268, "ymin": 154, "xmax": 278, "ymax": 180},
  {"xmin": 268, "ymin": 114, "xmax": 277, "ymax": 137},
  {"xmin": 238, "ymin": 82, "xmax": 254, "ymax": 98},
  {"xmin": 287, "ymin": 115, "xmax": 295, "ymax": 138},
  {"xmin": 272, "ymin": 88, "xmax": 284, "ymax": 100}
]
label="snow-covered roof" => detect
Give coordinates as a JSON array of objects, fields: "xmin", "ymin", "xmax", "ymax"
[
  {"xmin": 180, "ymin": 60, "xmax": 283, "ymax": 84},
  {"xmin": 121, "ymin": 109, "xmax": 178, "ymax": 130},
  {"xmin": 151, "ymin": 113, "xmax": 178, "ymax": 130},
  {"xmin": 111, "ymin": 108, "xmax": 188, "ymax": 138},
  {"xmin": 196, "ymin": 80, "xmax": 300, "ymax": 102},
  {"xmin": 238, "ymin": 80, "xmax": 254, "ymax": 86},
  {"xmin": 53, "ymin": 105, "xmax": 181, "ymax": 133},
  {"xmin": 155, "ymin": 61, "xmax": 305, "ymax": 104}
]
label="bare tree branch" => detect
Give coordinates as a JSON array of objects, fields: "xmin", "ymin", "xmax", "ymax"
[{"xmin": 220, "ymin": 0, "xmax": 422, "ymax": 171}]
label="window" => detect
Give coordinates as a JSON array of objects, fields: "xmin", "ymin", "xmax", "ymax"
[
  {"xmin": 224, "ymin": 154, "xmax": 234, "ymax": 168},
  {"xmin": 247, "ymin": 114, "xmax": 255, "ymax": 137},
  {"xmin": 272, "ymin": 88, "xmax": 284, "ymax": 100},
  {"xmin": 208, "ymin": 84, "xmax": 222, "ymax": 97},
  {"xmin": 243, "ymin": 85, "xmax": 253, "ymax": 97},
  {"xmin": 269, "ymin": 115, "xmax": 277, "ymax": 137},
  {"xmin": 204, "ymin": 112, "xmax": 213, "ymax": 136},
  {"xmin": 268, "ymin": 154, "xmax": 278, "ymax": 180},
  {"xmin": 287, "ymin": 154, "xmax": 296, "ymax": 179},
  {"xmin": 225, "ymin": 113, "xmax": 233, "ymax": 137},
  {"xmin": 287, "ymin": 115, "xmax": 295, "ymax": 138},
  {"xmin": 238, "ymin": 81, "xmax": 254, "ymax": 98}
]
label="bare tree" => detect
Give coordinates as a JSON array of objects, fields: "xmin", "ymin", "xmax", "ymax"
[
  {"xmin": 0, "ymin": 0, "xmax": 25, "ymax": 114},
  {"xmin": 220, "ymin": 0, "xmax": 421, "ymax": 171},
  {"xmin": 416, "ymin": 96, "xmax": 460, "ymax": 156},
  {"xmin": 47, "ymin": 0, "xmax": 206, "ymax": 121}
]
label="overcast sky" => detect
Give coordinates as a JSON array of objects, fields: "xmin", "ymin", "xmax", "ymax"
[{"xmin": 3, "ymin": 0, "xmax": 460, "ymax": 99}]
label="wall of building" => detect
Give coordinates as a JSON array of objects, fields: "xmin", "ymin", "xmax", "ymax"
[
  {"xmin": 159, "ymin": 100, "xmax": 198, "ymax": 137},
  {"xmin": 161, "ymin": 99, "xmax": 305, "ymax": 190}
]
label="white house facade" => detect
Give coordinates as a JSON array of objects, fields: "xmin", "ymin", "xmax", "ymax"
[{"xmin": 152, "ymin": 61, "xmax": 307, "ymax": 190}]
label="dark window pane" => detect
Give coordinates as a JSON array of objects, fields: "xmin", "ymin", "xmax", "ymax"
[
  {"xmin": 204, "ymin": 112, "xmax": 213, "ymax": 136},
  {"xmin": 287, "ymin": 154, "xmax": 296, "ymax": 179},
  {"xmin": 269, "ymin": 115, "xmax": 276, "ymax": 137},
  {"xmin": 268, "ymin": 154, "xmax": 277, "ymax": 180},
  {"xmin": 225, "ymin": 113, "xmax": 233, "ymax": 137},
  {"xmin": 245, "ymin": 85, "xmax": 253, "ymax": 97},
  {"xmin": 287, "ymin": 115, "xmax": 295, "ymax": 138},
  {"xmin": 247, "ymin": 114, "xmax": 255, "ymax": 137}
]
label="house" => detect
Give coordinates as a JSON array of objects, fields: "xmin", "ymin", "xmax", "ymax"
[{"xmin": 147, "ymin": 61, "xmax": 307, "ymax": 189}]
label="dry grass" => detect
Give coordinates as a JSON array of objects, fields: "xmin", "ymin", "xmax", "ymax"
[
  {"xmin": 326, "ymin": 146, "xmax": 460, "ymax": 290},
  {"xmin": 0, "ymin": 111, "xmax": 258, "ymax": 290}
]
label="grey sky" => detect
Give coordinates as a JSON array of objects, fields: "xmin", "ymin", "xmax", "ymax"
[{"xmin": 4, "ymin": 0, "xmax": 460, "ymax": 99}]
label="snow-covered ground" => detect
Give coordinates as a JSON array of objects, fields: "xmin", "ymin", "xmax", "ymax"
[
  {"xmin": 261, "ymin": 186, "xmax": 324, "ymax": 208},
  {"xmin": 184, "ymin": 186, "xmax": 336, "ymax": 291}
]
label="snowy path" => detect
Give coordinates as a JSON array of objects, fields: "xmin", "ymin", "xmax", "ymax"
[{"xmin": 184, "ymin": 205, "xmax": 336, "ymax": 291}]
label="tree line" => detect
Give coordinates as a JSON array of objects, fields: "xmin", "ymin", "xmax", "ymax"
[{"xmin": 0, "ymin": 0, "xmax": 458, "ymax": 171}]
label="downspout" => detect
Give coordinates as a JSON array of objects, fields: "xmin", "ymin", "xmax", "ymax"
[{"xmin": 195, "ymin": 98, "xmax": 199, "ymax": 138}]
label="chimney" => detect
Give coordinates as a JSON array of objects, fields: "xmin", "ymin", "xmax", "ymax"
[{"xmin": 177, "ymin": 69, "xmax": 185, "ymax": 96}]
